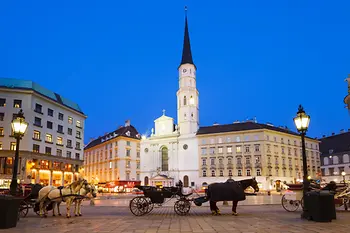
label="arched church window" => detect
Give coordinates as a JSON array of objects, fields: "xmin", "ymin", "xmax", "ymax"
[
  {"xmin": 189, "ymin": 96, "xmax": 194, "ymax": 105},
  {"xmin": 161, "ymin": 147, "xmax": 168, "ymax": 171},
  {"xmin": 183, "ymin": 175, "xmax": 189, "ymax": 187},
  {"xmin": 184, "ymin": 96, "xmax": 187, "ymax": 105}
]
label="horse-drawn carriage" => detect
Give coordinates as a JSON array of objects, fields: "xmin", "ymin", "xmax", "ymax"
[
  {"xmin": 129, "ymin": 178, "xmax": 260, "ymax": 216},
  {"xmin": 281, "ymin": 181, "xmax": 350, "ymax": 212},
  {"xmin": 129, "ymin": 183, "xmax": 193, "ymax": 216}
]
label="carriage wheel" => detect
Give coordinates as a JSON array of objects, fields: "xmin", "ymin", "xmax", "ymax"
[
  {"xmin": 174, "ymin": 200, "xmax": 191, "ymax": 216},
  {"xmin": 144, "ymin": 197, "xmax": 154, "ymax": 214},
  {"xmin": 129, "ymin": 197, "xmax": 149, "ymax": 216},
  {"xmin": 19, "ymin": 201, "xmax": 29, "ymax": 218},
  {"xmin": 281, "ymin": 194, "xmax": 300, "ymax": 212}
]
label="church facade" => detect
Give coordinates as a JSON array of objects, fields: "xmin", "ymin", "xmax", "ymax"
[{"xmin": 140, "ymin": 13, "xmax": 200, "ymax": 188}]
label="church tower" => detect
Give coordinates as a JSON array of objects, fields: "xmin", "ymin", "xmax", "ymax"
[{"xmin": 177, "ymin": 8, "xmax": 199, "ymax": 135}]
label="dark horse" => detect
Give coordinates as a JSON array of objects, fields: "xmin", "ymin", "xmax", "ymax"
[{"xmin": 206, "ymin": 178, "xmax": 259, "ymax": 216}]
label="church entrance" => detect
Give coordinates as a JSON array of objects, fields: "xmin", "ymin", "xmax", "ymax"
[{"xmin": 150, "ymin": 175, "xmax": 174, "ymax": 188}]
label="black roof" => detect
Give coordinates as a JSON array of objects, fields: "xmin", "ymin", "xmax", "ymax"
[
  {"xmin": 179, "ymin": 13, "xmax": 195, "ymax": 68},
  {"xmin": 197, "ymin": 121, "xmax": 316, "ymax": 140},
  {"xmin": 319, "ymin": 131, "xmax": 350, "ymax": 156},
  {"xmin": 84, "ymin": 125, "xmax": 141, "ymax": 150}
]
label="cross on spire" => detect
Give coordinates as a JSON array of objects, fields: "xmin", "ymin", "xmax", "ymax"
[{"xmin": 162, "ymin": 109, "xmax": 166, "ymax": 115}]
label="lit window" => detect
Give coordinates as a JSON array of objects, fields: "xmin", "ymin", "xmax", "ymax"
[
  {"xmin": 45, "ymin": 134, "xmax": 52, "ymax": 142},
  {"xmin": 109, "ymin": 162, "xmax": 112, "ymax": 169},
  {"xmin": 0, "ymin": 142, "xmax": 2, "ymax": 150},
  {"xmin": 0, "ymin": 127, "xmax": 4, "ymax": 136},
  {"xmin": 57, "ymin": 136, "xmax": 63, "ymax": 145},
  {"xmin": 68, "ymin": 116, "xmax": 73, "ymax": 124},
  {"xmin": 10, "ymin": 142, "xmax": 16, "ymax": 150},
  {"xmin": 76, "ymin": 120, "xmax": 81, "ymax": 128},
  {"xmin": 33, "ymin": 130, "xmax": 40, "ymax": 140},
  {"xmin": 0, "ymin": 98, "xmax": 6, "ymax": 107},
  {"xmin": 189, "ymin": 96, "xmax": 194, "ymax": 105},
  {"xmin": 236, "ymin": 146, "xmax": 241, "ymax": 153},
  {"xmin": 227, "ymin": 146, "xmax": 232, "ymax": 153},
  {"xmin": 218, "ymin": 147, "xmax": 223, "ymax": 153}
]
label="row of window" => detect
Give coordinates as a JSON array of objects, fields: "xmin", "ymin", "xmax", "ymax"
[
  {"xmin": 323, "ymin": 154, "xmax": 350, "ymax": 165},
  {"xmin": 34, "ymin": 117, "xmax": 81, "ymax": 136},
  {"xmin": 321, "ymin": 166, "xmax": 350, "ymax": 176},
  {"xmin": 201, "ymin": 136, "xmax": 318, "ymax": 149},
  {"xmin": 0, "ymin": 98, "xmax": 23, "ymax": 108},
  {"xmin": 202, "ymin": 169, "xmax": 262, "ymax": 177},
  {"xmin": 33, "ymin": 130, "xmax": 80, "ymax": 149},
  {"xmin": 85, "ymin": 149, "xmax": 140, "ymax": 164},
  {"xmin": 0, "ymin": 99, "xmax": 82, "ymax": 128},
  {"xmin": 32, "ymin": 144, "xmax": 80, "ymax": 159},
  {"xmin": 202, "ymin": 157, "xmax": 261, "ymax": 165}
]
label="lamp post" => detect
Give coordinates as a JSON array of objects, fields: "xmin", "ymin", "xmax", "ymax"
[
  {"xmin": 9, "ymin": 110, "xmax": 28, "ymax": 196},
  {"xmin": 341, "ymin": 171, "xmax": 346, "ymax": 183},
  {"xmin": 293, "ymin": 105, "xmax": 310, "ymax": 219}
]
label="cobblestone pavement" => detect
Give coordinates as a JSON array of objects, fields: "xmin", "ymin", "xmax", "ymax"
[{"xmin": 2, "ymin": 205, "xmax": 350, "ymax": 233}]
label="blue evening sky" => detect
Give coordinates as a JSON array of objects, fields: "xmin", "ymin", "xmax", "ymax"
[{"xmin": 1, "ymin": 0, "xmax": 350, "ymax": 143}]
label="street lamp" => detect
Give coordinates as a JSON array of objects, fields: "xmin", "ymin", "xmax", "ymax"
[
  {"xmin": 9, "ymin": 110, "xmax": 28, "ymax": 196},
  {"xmin": 293, "ymin": 105, "xmax": 310, "ymax": 219},
  {"xmin": 341, "ymin": 171, "xmax": 346, "ymax": 183}
]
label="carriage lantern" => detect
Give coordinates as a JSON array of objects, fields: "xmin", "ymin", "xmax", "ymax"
[
  {"xmin": 9, "ymin": 109, "xmax": 28, "ymax": 196},
  {"xmin": 293, "ymin": 105, "xmax": 310, "ymax": 219}
]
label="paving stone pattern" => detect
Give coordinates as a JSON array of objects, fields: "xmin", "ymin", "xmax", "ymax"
[{"xmin": 2, "ymin": 205, "xmax": 350, "ymax": 233}]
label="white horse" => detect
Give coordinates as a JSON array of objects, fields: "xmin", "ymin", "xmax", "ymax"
[
  {"xmin": 37, "ymin": 178, "xmax": 88, "ymax": 218},
  {"xmin": 56, "ymin": 183, "xmax": 97, "ymax": 217}
]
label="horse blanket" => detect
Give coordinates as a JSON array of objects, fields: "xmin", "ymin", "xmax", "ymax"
[{"xmin": 207, "ymin": 181, "xmax": 246, "ymax": 202}]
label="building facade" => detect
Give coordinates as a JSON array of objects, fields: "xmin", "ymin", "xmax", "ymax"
[
  {"xmin": 84, "ymin": 120, "xmax": 141, "ymax": 192},
  {"xmin": 197, "ymin": 122, "xmax": 321, "ymax": 191},
  {"xmin": 0, "ymin": 78, "xmax": 86, "ymax": 189},
  {"xmin": 320, "ymin": 131, "xmax": 350, "ymax": 183},
  {"xmin": 140, "ymin": 13, "xmax": 199, "ymax": 188}
]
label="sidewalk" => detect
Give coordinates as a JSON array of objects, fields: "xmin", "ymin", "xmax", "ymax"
[{"xmin": 3, "ymin": 205, "xmax": 349, "ymax": 233}]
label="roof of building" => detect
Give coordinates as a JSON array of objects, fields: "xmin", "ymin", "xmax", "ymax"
[
  {"xmin": 0, "ymin": 77, "xmax": 84, "ymax": 115},
  {"xmin": 179, "ymin": 10, "xmax": 195, "ymax": 68},
  {"xmin": 197, "ymin": 121, "xmax": 317, "ymax": 140},
  {"xmin": 84, "ymin": 124, "xmax": 141, "ymax": 150},
  {"xmin": 319, "ymin": 131, "xmax": 350, "ymax": 156}
]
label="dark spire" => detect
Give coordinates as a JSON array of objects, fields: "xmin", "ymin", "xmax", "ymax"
[{"xmin": 180, "ymin": 6, "xmax": 195, "ymax": 68}]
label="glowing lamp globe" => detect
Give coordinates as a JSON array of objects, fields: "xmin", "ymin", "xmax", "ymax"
[
  {"xmin": 294, "ymin": 105, "xmax": 310, "ymax": 133},
  {"xmin": 11, "ymin": 110, "xmax": 28, "ymax": 137},
  {"xmin": 341, "ymin": 171, "xmax": 346, "ymax": 176}
]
